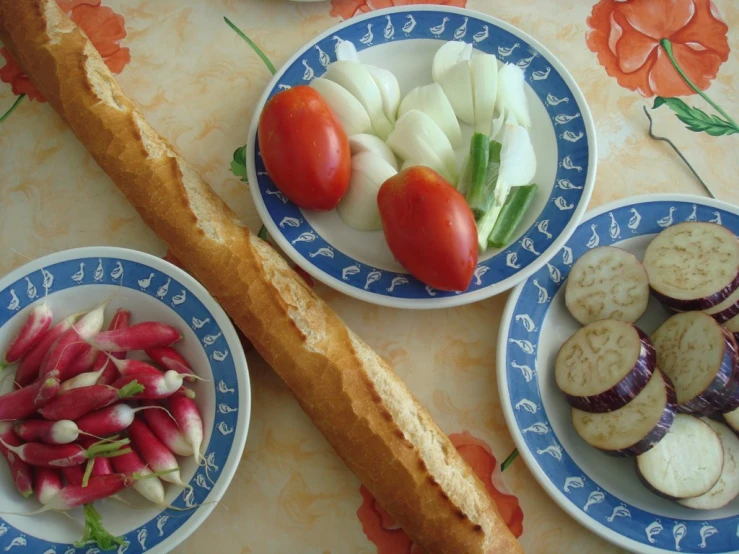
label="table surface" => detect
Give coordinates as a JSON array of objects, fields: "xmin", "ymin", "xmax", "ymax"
[{"xmin": 1, "ymin": 1, "xmax": 738, "ymax": 552}]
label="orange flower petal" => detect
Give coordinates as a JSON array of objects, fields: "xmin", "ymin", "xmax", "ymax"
[
  {"xmin": 331, "ymin": 0, "xmax": 466, "ymax": 20},
  {"xmin": 648, "ymin": 42, "xmax": 724, "ymax": 97},
  {"xmin": 70, "ymin": 4, "xmax": 127, "ymax": 57},
  {"xmin": 0, "ymin": 48, "xmax": 45, "ymax": 102},
  {"xmin": 619, "ymin": 0, "xmax": 695, "ymax": 40},
  {"xmin": 670, "ymin": 0, "xmax": 729, "ymax": 58},
  {"xmin": 330, "ymin": 0, "xmax": 370, "ymax": 19},
  {"xmin": 56, "ymin": 0, "xmax": 100, "ymax": 13},
  {"xmin": 103, "ymin": 47, "xmax": 131, "ymax": 75},
  {"xmin": 612, "ymin": 11, "xmax": 658, "ymax": 74},
  {"xmin": 356, "ymin": 486, "xmax": 414, "ymax": 553}
]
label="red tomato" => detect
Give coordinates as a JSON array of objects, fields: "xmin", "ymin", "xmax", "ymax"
[
  {"xmin": 378, "ymin": 166, "xmax": 478, "ymax": 291},
  {"xmin": 258, "ymin": 86, "xmax": 351, "ymax": 210}
]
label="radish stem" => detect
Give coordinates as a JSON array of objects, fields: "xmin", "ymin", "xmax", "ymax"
[{"xmin": 75, "ymin": 504, "xmax": 125, "ymax": 550}]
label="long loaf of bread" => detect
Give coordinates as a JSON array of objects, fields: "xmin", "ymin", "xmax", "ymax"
[{"xmin": 0, "ymin": 2, "xmax": 522, "ymax": 552}]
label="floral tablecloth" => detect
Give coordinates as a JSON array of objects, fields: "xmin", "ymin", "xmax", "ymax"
[{"xmin": 0, "ymin": 0, "xmax": 737, "ymax": 552}]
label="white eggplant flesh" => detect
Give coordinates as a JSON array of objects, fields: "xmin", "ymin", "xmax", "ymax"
[
  {"xmin": 323, "ymin": 61, "xmax": 394, "ymax": 140},
  {"xmin": 637, "ymin": 414, "xmax": 724, "ymax": 499},
  {"xmin": 337, "ymin": 152, "xmax": 397, "ymax": 232},
  {"xmin": 366, "ymin": 65, "xmax": 400, "ymax": 122},
  {"xmin": 565, "ymin": 246, "xmax": 650, "ymax": 325},
  {"xmin": 309, "ymin": 78, "xmax": 372, "ymax": 136},
  {"xmin": 724, "ymin": 405, "xmax": 739, "ymax": 433},
  {"xmin": 643, "ymin": 222, "xmax": 739, "ymax": 311},
  {"xmin": 471, "ymin": 52, "xmax": 498, "ymax": 135},
  {"xmin": 555, "ymin": 319, "xmax": 656, "ymax": 413},
  {"xmin": 398, "ymin": 83, "xmax": 463, "ymax": 149},
  {"xmin": 496, "ymin": 63, "xmax": 532, "ymax": 128},
  {"xmin": 494, "ymin": 116, "xmax": 537, "ymax": 206},
  {"xmin": 386, "ymin": 109, "xmax": 458, "ymax": 184},
  {"xmin": 349, "ymin": 134, "xmax": 399, "ymax": 170},
  {"xmin": 431, "ymin": 40, "xmax": 470, "ymax": 83},
  {"xmin": 335, "ymin": 40, "xmax": 359, "ymax": 62},
  {"xmin": 679, "ymin": 419, "xmax": 739, "ymax": 509},
  {"xmin": 572, "ymin": 369, "xmax": 676, "ymax": 456},
  {"xmin": 437, "ymin": 60, "xmax": 476, "ymax": 126},
  {"xmin": 651, "ymin": 311, "xmax": 737, "ymax": 414}
]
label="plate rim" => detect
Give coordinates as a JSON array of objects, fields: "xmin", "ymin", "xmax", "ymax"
[
  {"xmin": 0, "ymin": 246, "xmax": 252, "ymax": 554},
  {"xmin": 497, "ymin": 193, "xmax": 739, "ymax": 554},
  {"xmin": 246, "ymin": 4, "xmax": 597, "ymax": 310}
]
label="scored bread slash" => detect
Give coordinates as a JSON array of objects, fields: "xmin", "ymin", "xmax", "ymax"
[
  {"xmin": 555, "ymin": 319, "xmax": 656, "ymax": 413},
  {"xmin": 651, "ymin": 312, "xmax": 737, "ymax": 414},
  {"xmin": 643, "ymin": 222, "xmax": 739, "ymax": 311},
  {"xmin": 572, "ymin": 369, "xmax": 676, "ymax": 456},
  {"xmin": 679, "ymin": 418, "xmax": 739, "ymax": 510},
  {"xmin": 636, "ymin": 414, "xmax": 724, "ymax": 500},
  {"xmin": 564, "ymin": 246, "xmax": 649, "ymax": 325}
]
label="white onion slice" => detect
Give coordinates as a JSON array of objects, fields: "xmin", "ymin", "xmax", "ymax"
[
  {"xmin": 496, "ymin": 63, "xmax": 532, "ymax": 128},
  {"xmin": 366, "ymin": 65, "xmax": 400, "ymax": 122},
  {"xmin": 309, "ymin": 78, "xmax": 372, "ymax": 136},
  {"xmin": 431, "ymin": 40, "xmax": 470, "ymax": 83},
  {"xmin": 398, "ymin": 83, "xmax": 462, "ymax": 149},
  {"xmin": 437, "ymin": 60, "xmax": 475, "ymax": 126},
  {"xmin": 471, "ymin": 52, "xmax": 498, "ymax": 135},
  {"xmin": 348, "ymin": 134, "xmax": 398, "ymax": 170},
  {"xmin": 337, "ymin": 152, "xmax": 397, "ymax": 231}
]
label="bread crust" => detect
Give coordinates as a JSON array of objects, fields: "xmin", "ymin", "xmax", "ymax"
[{"xmin": 0, "ymin": 2, "xmax": 522, "ymax": 552}]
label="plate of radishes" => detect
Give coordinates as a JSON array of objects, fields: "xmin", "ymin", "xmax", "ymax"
[
  {"xmin": 499, "ymin": 194, "xmax": 739, "ymax": 554},
  {"xmin": 0, "ymin": 247, "xmax": 250, "ymax": 553},
  {"xmin": 247, "ymin": 5, "xmax": 595, "ymax": 308}
]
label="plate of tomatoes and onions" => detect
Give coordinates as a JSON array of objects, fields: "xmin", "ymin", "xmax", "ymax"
[{"xmin": 247, "ymin": 5, "xmax": 596, "ymax": 308}]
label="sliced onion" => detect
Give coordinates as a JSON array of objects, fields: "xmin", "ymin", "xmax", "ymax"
[
  {"xmin": 398, "ymin": 83, "xmax": 463, "ymax": 149},
  {"xmin": 637, "ymin": 414, "xmax": 724, "ymax": 500},
  {"xmin": 471, "ymin": 52, "xmax": 498, "ymax": 135},
  {"xmin": 400, "ymin": 159, "xmax": 418, "ymax": 171},
  {"xmin": 366, "ymin": 65, "xmax": 400, "ymax": 122},
  {"xmin": 572, "ymin": 369, "xmax": 676, "ymax": 456},
  {"xmin": 323, "ymin": 61, "xmax": 394, "ymax": 140},
  {"xmin": 349, "ymin": 134, "xmax": 399, "ymax": 170},
  {"xmin": 651, "ymin": 311, "xmax": 737, "ymax": 414},
  {"xmin": 431, "ymin": 40, "xmax": 470, "ymax": 83},
  {"xmin": 337, "ymin": 152, "xmax": 397, "ymax": 231},
  {"xmin": 437, "ymin": 60, "xmax": 475, "ymax": 126},
  {"xmin": 643, "ymin": 222, "xmax": 739, "ymax": 311},
  {"xmin": 309, "ymin": 78, "xmax": 372, "ymax": 136},
  {"xmin": 386, "ymin": 109, "xmax": 458, "ymax": 184},
  {"xmin": 494, "ymin": 115, "xmax": 537, "ymax": 205},
  {"xmin": 555, "ymin": 319, "xmax": 656, "ymax": 413},
  {"xmin": 496, "ymin": 63, "xmax": 532, "ymax": 128},
  {"xmin": 335, "ymin": 40, "xmax": 359, "ymax": 62}
]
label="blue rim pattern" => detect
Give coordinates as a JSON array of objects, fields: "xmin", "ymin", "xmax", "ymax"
[
  {"xmin": 253, "ymin": 9, "xmax": 590, "ymax": 300},
  {"xmin": 0, "ymin": 257, "xmax": 239, "ymax": 554},
  {"xmin": 505, "ymin": 201, "xmax": 739, "ymax": 553}
]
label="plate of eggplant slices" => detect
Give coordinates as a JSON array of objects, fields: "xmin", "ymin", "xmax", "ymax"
[{"xmin": 500, "ymin": 194, "xmax": 739, "ymax": 554}]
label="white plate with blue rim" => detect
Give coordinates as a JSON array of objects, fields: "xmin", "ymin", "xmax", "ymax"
[
  {"xmin": 246, "ymin": 5, "xmax": 596, "ymax": 309},
  {"xmin": 499, "ymin": 194, "xmax": 739, "ymax": 554},
  {"xmin": 0, "ymin": 247, "xmax": 250, "ymax": 554}
]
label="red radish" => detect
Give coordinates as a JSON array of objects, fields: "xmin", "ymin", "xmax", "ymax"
[
  {"xmin": 109, "ymin": 447, "xmax": 165, "ymax": 504},
  {"xmin": 15, "ymin": 314, "xmax": 78, "ymax": 388},
  {"xmin": 80, "ymin": 437, "xmax": 113, "ymax": 477},
  {"xmin": 39, "ymin": 302, "xmax": 107, "ymax": 380},
  {"xmin": 38, "ymin": 381, "xmax": 144, "ymax": 421},
  {"xmin": 66, "ymin": 345, "xmax": 99, "ymax": 377},
  {"xmin": 170, "ymin": 395, "xmax": 204, "ymax": 463},
  {"xmin": 0, "ymin": 422, "xmax": 33, "ymax": 498},
  {"xmin": 34, "ymin": 474, "xmax": 140, "ymax": 510},
  {"xmin": 113, "ymin": 370, "xmax": 183, "ymax": 400},
  {"xmin": 0, "ymin": 436, "xmax": 130, "ymax": 467},
  {"xmin": 140, "ymin": 401, "xmax": 194, "ymax": 457},
  {"xmin": 93, "ymin": 309, "xmax": 131, "ymax": 386},
  {"xmin": 177, "ymin": 387, "xmax": 196, "ymax": 400},
  {"xmin": 62, "ymin": 464, "xmax": 85, "ymax": 486},
  {"xmin": 145, "ymin": 346, "xmax": 195, "ymax": 381},
  {"xmin": 129, "ymin": 418, "xmax": 185, "ymax": 486},
  {"xmin": 15, "ymin": 419, "xmax": 80, "ymax": 445},
  {"xmin": 1, "ymin": 304, "xmax": 53, "ymax": 369},
  {"xmin": 109, "ymin": 357, "xmax": 163, "ymax": 377},
  {"xmin": 90, "ymin": 322, "xmax": 181, "ymax": 352},
  {"xmin": 0, "ymin": 376, "xmax": 60, "ymax": 420},
  {"xmin": 76, "ymin": 403, "xmax": 159, "ymax": 437},
  {"xmin": 35, "ymin": 467, "xmax": 62, "ymax": 505},
  {"xmin": 60, "ymin": 367, "xmax": 107, "ymax": 392}
]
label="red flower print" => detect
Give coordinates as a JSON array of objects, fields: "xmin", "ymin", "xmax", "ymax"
[
  {"xmin": 0, "ymin": 0, "xmax": 130, "ymax": 102},
  {"xmin": 330, "ymin": 0, "xmax": 467, "ymax": 21},
  {"xmin": 356, "ymin": 432, "xmax": 523, "ymax": 553},
  {"xmin": 586, "ymin": 0, "xmax": 729, "ymax": 97}
]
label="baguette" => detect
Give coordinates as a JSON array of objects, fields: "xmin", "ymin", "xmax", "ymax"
[{"xmin": 0, "ymin": 2, "xmax": 522, "ymax": 552}]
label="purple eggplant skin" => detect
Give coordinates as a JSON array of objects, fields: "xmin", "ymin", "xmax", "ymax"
[
  {"xmin": 677, "ymin": 327, "xmax": 738, "ymax": 415},
  {"xmin": 564, "ymin": 328, "xmax": 656, "ymax": 413},
  {"xmin": 595, "ymin": 373, "xmax": 678, "ymax": 458},
  {"xmin": 718, "ymin": 336, "xmax": 739, "ymax": 413},
  {"xmin": 651, "ymin": 270, "xmax": 739, "ymax": 313},
  {"xmin": 710, "ymin": 300, "xmax": 739, "ymax": 325}
]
